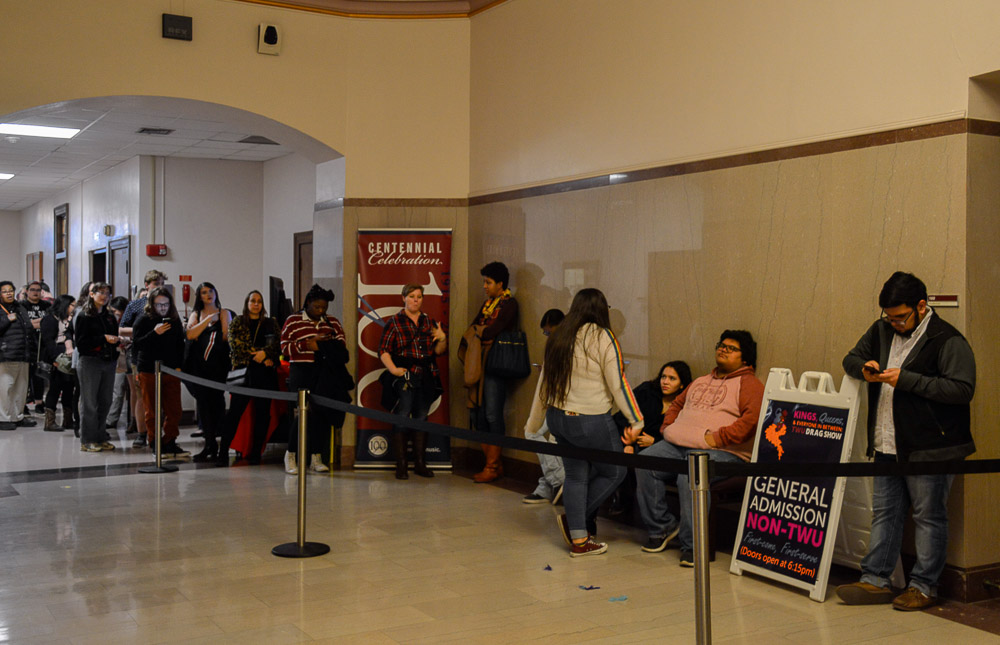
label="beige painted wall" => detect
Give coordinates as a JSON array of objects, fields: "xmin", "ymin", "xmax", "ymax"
[
  {"xmin": 467, "ymin": 133, "xmax": 1000, "ymax": 570},
  {"xmin": 0, "ymin": 0, "xmax": 470, "ymax": 198},
  {"xmin": 470, "ymin": 0, "xmax": 1000, "ymax": 193}
]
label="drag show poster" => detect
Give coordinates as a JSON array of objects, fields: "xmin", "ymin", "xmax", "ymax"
[
  {"xmin": 354, "ymin": 229, "xmax": 451, "ymax": 468},
  {"xmin": 730, "ymin": 369, "xmax": 860, "ymax": 602}
]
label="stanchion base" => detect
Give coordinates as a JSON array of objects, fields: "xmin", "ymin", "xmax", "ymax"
[
  {"xmin": 137, "ymin": 464, "xmax": 179, "ymax": 473},
  {"xmin": 271, "ymin": 542, "xmax": 330, "ymax": 558}
]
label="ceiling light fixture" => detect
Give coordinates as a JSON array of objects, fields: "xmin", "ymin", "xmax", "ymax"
[
  {"xmin": 0, "ymin": 173, "xmax": 13, "ymax": 180},
  {"xmin": 0, "ymin": 123, "xmax": 80, "ymax": 139}
]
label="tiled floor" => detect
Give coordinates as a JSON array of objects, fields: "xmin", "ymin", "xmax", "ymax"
[{"xmin": 1, "ymin": 422, "xmax": 998, "ymax": 644}]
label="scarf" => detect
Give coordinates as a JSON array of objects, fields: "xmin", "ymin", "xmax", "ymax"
[{"xmin": 479, "ymin": 289, "xmax": 512, "ymax": 320}]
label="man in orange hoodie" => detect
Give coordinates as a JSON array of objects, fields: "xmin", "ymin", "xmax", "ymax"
[{"xmin": 634, "ymin": 330, "xmax": 764, "ymax": 566}]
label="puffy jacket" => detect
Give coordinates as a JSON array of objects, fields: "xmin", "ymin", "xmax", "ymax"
[{"xmin": 0, "ymin": 302, "xmax": 37, "ymax": 363}]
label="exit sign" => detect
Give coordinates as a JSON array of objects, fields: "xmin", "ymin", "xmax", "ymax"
[{"xmin": 179, "ymin": 275, "xmax": 192, "ymax": 282}]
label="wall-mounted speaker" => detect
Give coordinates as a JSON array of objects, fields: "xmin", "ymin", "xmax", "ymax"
[{"xmin": 258, "ymin": 24, "xmax": 281, "ymax": 55}]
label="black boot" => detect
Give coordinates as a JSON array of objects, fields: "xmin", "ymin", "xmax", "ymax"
[
  {"xmin": 192, "ymin": 434, "xmax": 218, "ymax": 463},
  {"xmin": 392, "ymin": 431, "xmax": 408, "ymax": 479},
  {"xmin": 412, "ymin": 431, "xmax": 434, "ymax": 478}
]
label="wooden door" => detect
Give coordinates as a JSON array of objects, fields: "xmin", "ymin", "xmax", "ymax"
[
  {"xmin": 108, "ymin": 236, "xmax": 131, "ymax": 299},
  {"xmin": 293, "ymin": 231, "xmax": 313, "ymax": 311}
]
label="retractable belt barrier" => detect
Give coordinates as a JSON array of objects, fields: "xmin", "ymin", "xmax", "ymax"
[{"xmin": 160, "ymin": 366, "xmax": 1000, "ymax": 480}]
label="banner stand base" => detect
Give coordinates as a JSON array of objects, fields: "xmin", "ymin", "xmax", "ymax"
[{"xmin": 272, "ymin": 542, "xmax": 330, "ymax": 558}]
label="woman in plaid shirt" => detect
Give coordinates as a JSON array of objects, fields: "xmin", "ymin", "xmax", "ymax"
[{"xmin": 379, "ymin": 284, "xmax": 447, "ymax": 479}]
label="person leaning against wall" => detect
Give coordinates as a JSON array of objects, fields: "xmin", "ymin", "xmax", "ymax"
[
  {"xmin": 460, "ymin": 261, "xmax": 519, "ymax": 483},
  {"xmin": 0, "ymin": 281, "xmax": 38, "ymax": 430},
  {"xmin": 836, "ymin": 271, "xmax": 976, "ymax": 612}
]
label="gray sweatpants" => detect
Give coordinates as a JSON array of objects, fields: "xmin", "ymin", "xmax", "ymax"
[{"xmin": 0, "ymin": 362, "xmax": 29, "ymax": 423}]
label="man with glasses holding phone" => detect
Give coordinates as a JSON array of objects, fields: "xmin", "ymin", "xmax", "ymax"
[
  {"xmin": 20, "ymin": 281, "xmax": 50, "ymax": 415},
  {"xmin": 837, "ymin": 271, "xmax": 975, "ymax": 611},
  {"xmin": 634, "ymin": 330, "xmax": 763, "ymax": 567}
]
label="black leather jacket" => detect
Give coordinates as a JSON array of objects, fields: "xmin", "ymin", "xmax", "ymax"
[{"xmin": 0, "ymin": 302, "xmax": 37, "ymax": 363}]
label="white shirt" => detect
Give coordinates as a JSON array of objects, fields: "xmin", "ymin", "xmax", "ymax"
[{"xmin": 874, "ymin": 308, "xmax": 933, "ymax": 455}]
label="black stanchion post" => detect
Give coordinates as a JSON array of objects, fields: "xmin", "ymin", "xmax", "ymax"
[
  {"xmin": 272, "ymin": 389, "xmax": 330, "ymax": 558},
  {"xmin": 139, "ymin": 360, "xmax": 178, "ymax": 474},
  {"xmin": 689, "ymin": 451, "xmax": 711, "ymax": 645}
]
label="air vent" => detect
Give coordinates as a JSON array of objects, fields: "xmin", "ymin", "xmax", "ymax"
[
  {"xmin": 137, "ymin": 127, "xmax": 174, "ymax": 136},
  {"xmin": 238, "ymin": 135, "xmax": 279, "ymax": 145}
]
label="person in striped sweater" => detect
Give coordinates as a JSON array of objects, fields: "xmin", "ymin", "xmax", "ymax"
[{"xmin": 523, "ymin": 288, "xmax": 642, "ymax": 557}]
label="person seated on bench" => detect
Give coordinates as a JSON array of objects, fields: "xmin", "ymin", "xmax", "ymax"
[{"xmin": 633, "ymin": 330, "xmax": 763, "ymax": 566}]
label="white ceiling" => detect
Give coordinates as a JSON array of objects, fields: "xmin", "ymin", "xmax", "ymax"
[{"xmin": 0, "ymin": 96, "xmax": 340, "ymax": 212}]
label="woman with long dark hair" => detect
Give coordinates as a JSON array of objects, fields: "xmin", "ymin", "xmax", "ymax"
[
  {"xmin": 74, "ymin": 282, "xmax": 121, "ymax": 452},
  {"xmin": 186, "ymin": 281, "xmax": 231, "ymax": 461},
  {"xmin": 40, "ymin": 294, "xmax": 76, "ymax": 432},
  {"xmin": 133, "ymin": 287, "xmax": 188, "ymax": 457},
  {"xmin": 218, "ymin": 290, "xmax": 280, "ymax": 466},
  {"xmin": 523, "ymin": 288, "xmax": 643, "ymax": 556}
]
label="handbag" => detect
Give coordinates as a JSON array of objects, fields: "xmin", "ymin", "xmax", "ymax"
[
  {"xmin": 54, "ymin": 353, "xmax": 75, "ymax": 375},
  {"xmin": 34, "ymin": 332, "xmax": 52, "ymax": 381},
  {"xmin": 226, "ymin": 367, "xmax": 248, "ymax": 386},
  {"xmin": 484, "ymin": 328, "xmax": 531, "ymax": 379}
]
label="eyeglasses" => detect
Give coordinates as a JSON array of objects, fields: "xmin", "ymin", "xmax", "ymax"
[
  {"xmin": 880, "ymin": 308, "xmax": 915, "ymax": 326},
  {"xmin": 715, "ymin": 342, "xmax": 741, "ymax": 354}
]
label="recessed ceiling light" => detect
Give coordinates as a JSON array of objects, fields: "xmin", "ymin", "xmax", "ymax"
[
  {"xmin": 0, "ymin": 173, "xmax": 13, "ymax": 180},
  {"xmin": 0, "ymin": 124, "xmax": 80, "ymax": 139}
]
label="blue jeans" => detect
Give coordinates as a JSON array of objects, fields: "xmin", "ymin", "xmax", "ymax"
[
  {"xmin": 636, "ymin": 441, "xmax": 743, "ymax": 551},
  {"xmin": 474, "ymin": 374, "xmax": 506, "ymax": 435},
  {"xmin": 525, "ymin": 419, "xmax": 565, "ymax": 499},
  {"xmin": 545, "ymin": 408, "xmax": 626, "ymax": 540},
  {"xmin": 860, "ymin": 452, "xmax": 954, "ymax": 597},
  {"xmin": 395, "ymin": 380, "xmax": 430, "ymax": 427}
]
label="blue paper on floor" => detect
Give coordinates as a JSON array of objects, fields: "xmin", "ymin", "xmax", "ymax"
[{"xmin": 609, "ymin": 595, "xmax": 628, "ymax": 602}]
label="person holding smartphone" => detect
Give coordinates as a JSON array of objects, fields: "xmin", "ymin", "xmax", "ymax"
[{"xmin": 186, "ymin": 281, "xmax": 231, "ymax": 461}]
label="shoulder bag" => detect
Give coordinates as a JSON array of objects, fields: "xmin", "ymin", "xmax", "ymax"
[{"xmin": 484, "ymin": 328, "xmax": 531, "ymax": 379}]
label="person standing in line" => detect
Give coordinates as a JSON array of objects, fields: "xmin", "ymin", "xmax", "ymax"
[
  {"xmin": 132, "ymin": 287, "xmax": 189, "ymax": 458},
  {"xmin": 462, "ymin": 261, "xmax": 519, "ymax": 483},
  {"xmin": 186, "ymin": 281, "xmax": 231, "ymax": 462},
  {"xmin": 218, "ymin": 290, "xmax": 281, "ymax": 466},
  {"xmin": 837, "ymin": 271, "xmax": 976, "ymax": 611},
  {"xmin": 39, "ymin": 294, "xmax": 77, "ymax": 432},
  {"xmin": 74, "ymin": 282, "xmax": 121, "ymax": 452},
  {"xmin": 522, "ymin": 308, "xmax": 567, "ymax": 504},
  {"xmin": 0, "ymin": 281, "xmax": 38, "ymax": 430},
  {"xmin": 280, "ymin": 284, "xmax": 350, "ymax": 475},
  {"xmin": 19, "ymin": 281, "xmax": 50, "ymax": 415},
  {"xmin": 119, "ymin": 270, "xmax": 165, "ymax": 448},
  {"xmin": 104, "ymin": 296, "xmax": 131, "ymax": 431},
  {"xmin": 523, "ymin": 288, "xmax": 642, "ymax": 557},
  {"xmin": 378, "ymin": 283, "xmax": 447, "ymax": 479}
]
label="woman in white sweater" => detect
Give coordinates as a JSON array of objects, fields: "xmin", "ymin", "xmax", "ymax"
[{"xmin": 524, "ymin": 288, "xmax": 643, "ymax": 557}]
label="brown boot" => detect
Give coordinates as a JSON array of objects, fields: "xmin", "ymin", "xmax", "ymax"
[
  {"xmin": 473, "ymin": 444, "xmax": 503, "ymax": 483},
  {"xmin": 412, "ymin": 431, "xmax": 434, "ymax": 478},
  {"xmin": 43, "ymin": 409, "xmax": 62, "ymax": 432},
  {"xmin": 393, "ymin": 431, "xmax": 409, "ymax": 479}
]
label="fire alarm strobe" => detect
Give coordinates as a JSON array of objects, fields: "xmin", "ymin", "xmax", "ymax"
[{"xmin": 146, "ymin": 244, "xmax": 168, "ymax": 257}]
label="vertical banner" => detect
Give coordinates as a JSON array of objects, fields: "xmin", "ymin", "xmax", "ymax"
[
  {"xmin": 354, "ymin": 229, "xmax": 452, "ymax": 469},
  {"xmin": 730, "ymin": 369, "xmax": 861, "ymax": 602}
]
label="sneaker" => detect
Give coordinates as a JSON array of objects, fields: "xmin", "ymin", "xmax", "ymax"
[
  {"xmin": 570, "ymin": 538, "xmax": 608, "ymax": 557},
  {"xmin": 16, "ymin": 417, "xmax": 37, "ymax": 428},
  {"xmin": 641, "ymin": 526, "xmax": 680, "ymax": 553},
  {"xmin": 0, "ymin": 422, "xmax": 16, "ymax": 431},
  {"xmin": 892, "ymin": 586, "xmax": 938, "ymax": 611},
  {"xmin": 557, "ymin": 513, "xmax": 572, "ymax": 546},
  {"xmin": 522, "ymin": 493, "xmax": 549, "ymax": 504},
  {"xmin": 284, "ymin": 451, "xmax": 298, "ymax": 475},
  {"xmin": 132, "ymin": 434, "xmax": 148, "ymax": 449},
  {"xmin": 551, "ymin": 484, "xmax": 564, "ymax": 506},
  {"xmin": 309, "ymin": 454, "xmax": 330, "ymax": 473},
  {"xmin": 100, "ymin": 441, "xmax": 116, "ymax": 451},
  {"xmin": 81, "ymin": 443, "xmax": 103, "ymax": 453},
  {"xmin": 160, "ymin": 441, "xmax": 190, "ymax": 458},
  {"xmin": 836, "ymin": 581, "xmax": 895, "ymax": 605},
  {"xmin": 679, "ymin": 549, "xmax": 694, "ymax": 567}
]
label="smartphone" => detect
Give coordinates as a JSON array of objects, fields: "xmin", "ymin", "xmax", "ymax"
[{"xmin": 863, "ymin": 364, "xmax": 881, "ymax": 374}]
